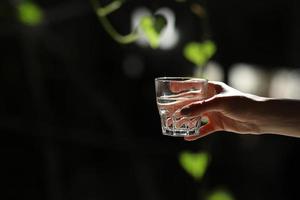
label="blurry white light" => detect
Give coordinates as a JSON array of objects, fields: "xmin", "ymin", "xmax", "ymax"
[
  {"xmin": 269, "ymin": 69, "xmax": 300, "ymax": 99},
  {"xmin": 202, "ymin": 61, "xmax": 224, "ymax": 81},
  {"xmin": 122, "ymin": 54, "xmax": 144, "ymax": 78},
  {"xmin": 269, "ymin": 69, "xmax": 289, "ymax": 98},
  {"xmin": 155, "ymin": 8, "xmax": 179, "ymax": 50},
  {"xmin": 131, "ymin": 7, "xmax": 179, "ymax": 50},
  {"xmin": 193, "ymin": 61, "xmax": 224, "ymax": 81},
  {"xmin": 229, "ymin": 63, "xmax": 268, "ymax": 95},
  {"xmin": 131, "ymin": 7, "xmax": 151, "ymax": 47}
]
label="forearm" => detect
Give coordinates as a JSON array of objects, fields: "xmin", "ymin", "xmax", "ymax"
[{"xmin": 256, "ymin": 98, "xmax": 300, "ymax": 137}]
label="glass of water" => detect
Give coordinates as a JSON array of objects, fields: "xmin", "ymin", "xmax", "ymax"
[{"xmin": 155, "ymin": 77, "xmax": 208, "ymax": 137}]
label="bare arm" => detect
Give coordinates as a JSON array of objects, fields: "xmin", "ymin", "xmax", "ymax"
[
  {"xmin": 255, "ymin": 98, "xmax": 300, "ymax": 137},
  {"xmin": 180, "ymin": 81, "xmax": 300, "ymax": 141}
]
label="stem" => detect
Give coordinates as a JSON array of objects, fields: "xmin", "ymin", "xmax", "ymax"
[
  {"xmin": 91, "ymin": 0, "xmax": 140, "ymax": 44},
  {"xmin": 97, "ymin": 0, "xmax": 123, "ymax": 17},
  {"xmin": 99, "ymin": 15, "xmax": 139, "ymax": 44}
]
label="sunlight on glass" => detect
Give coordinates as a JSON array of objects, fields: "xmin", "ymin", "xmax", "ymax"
[
  {"xmin": 179, "ymin": 151, "xmax": 209, "ymax": 181},
  {"xmin": 206, "ymin": 189, "xmax": 235, "ymax": 200},
  {"xmin": 183, "ymin": 40, "xmax": 216, "ymax": 66},
  {"xmin": 18, "ymin": 1, "xmax": 43, "ymax": 26}
]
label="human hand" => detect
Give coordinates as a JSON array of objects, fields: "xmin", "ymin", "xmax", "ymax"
[
  {"xmin": 157, "ymin": 79, "xmax": 209, "ymax": 133},
  {"xmin": 180, "ymin": 81, "xmax": 266, "ymax": 141}
]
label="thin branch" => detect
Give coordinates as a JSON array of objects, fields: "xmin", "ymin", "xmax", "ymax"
[
  {"xmin": 97, "ymin": 0, "xmax": 123, "ymax": 17},
  {"xmin": 91, "ymin": 0, "xmax": 139, "ymax": 44}
]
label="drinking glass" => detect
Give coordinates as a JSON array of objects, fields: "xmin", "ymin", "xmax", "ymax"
[{"xmin": 155, "ymin": 77, "xmax": 208, "ymax": 137}]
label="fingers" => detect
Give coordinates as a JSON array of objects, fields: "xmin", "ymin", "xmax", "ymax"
[
  {"xmin": 180, "ymin": 97, "xmax": 223, "ymax": 117},
  {"xmin": 166, "ymin": 81, "xmax": 226, "ymax": 117},
  {"xmin": 173, "ymin": 116, "xmax": 200, "ymax": 129},
  {"xmin": 169, "ymin": 80, "xmax": 207, "ymax": 93},
  {"xmin": 169, "ymin": 80, "xmax": 224, "ymax": 103},
  {"xmin": 158, "ymin": 97, "xmax": 203, "ymax": 114},
  {"xmin": 206, "ymin": 81, "xmax": 223, "ymax": 98},
  {"xmin": 169, "ymin": 80, "xmax": 224, "ymax": 95},
  {"xmin": 208, "ymin": 81, "xmax": 224, "ymax": 94}
]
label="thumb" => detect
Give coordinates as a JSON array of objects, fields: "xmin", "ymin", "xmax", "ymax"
[{"xmin": 184, "ymin": 121, "xmax": 216, "ymax": 141}]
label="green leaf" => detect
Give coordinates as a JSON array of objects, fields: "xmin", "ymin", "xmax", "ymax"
[
  {"xmin": 17, "ymin": 1, "xmax": 43, "ymax": 26},
  {"xmin": 206, "ymin": 189, "xmax": 235, "ymax": 200},
  {"xmin": 183, "ymin": 40, "xmax": 216, "ymax": 66},
  {"xmin": 179, "ymin": 151, "xmax": 210, "ymax": 180},
  {"xmin": 139, "ymin": 15, "xmax": 167, "ymax": 49}
]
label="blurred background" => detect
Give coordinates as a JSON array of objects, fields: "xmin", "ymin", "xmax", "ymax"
[{"xmin": 1, "ymin": 0, "xmax": 300, "ymax": 199}]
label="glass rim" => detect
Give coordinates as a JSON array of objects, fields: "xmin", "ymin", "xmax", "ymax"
[{"xmin": 155, "ymin": 77, "xmax": 208, "ymax": 82}]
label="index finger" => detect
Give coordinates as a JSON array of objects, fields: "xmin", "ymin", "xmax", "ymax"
[{"xmin": 180, "ymin": 96, "xmax": 223, "ymax": 117}]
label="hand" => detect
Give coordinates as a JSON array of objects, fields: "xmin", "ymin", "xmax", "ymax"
[{"xmin": 180, "ymin": 81, "xmax": 266, "ymax": 141}]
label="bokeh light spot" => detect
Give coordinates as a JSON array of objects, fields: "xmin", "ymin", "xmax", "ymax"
[
  {"xmin": 122, "ymin": 54, "xmax": 144, "ymax": 79},
  {"xmin": 18, "ymin": 1, "xmax": 43, "ymax": 26}
]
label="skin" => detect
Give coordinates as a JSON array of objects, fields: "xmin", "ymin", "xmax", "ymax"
[{"xmin": 178, "ymin": 81, "xmax": 300, "ymax": 141}]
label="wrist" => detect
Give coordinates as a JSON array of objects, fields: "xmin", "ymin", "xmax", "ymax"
[
  {"xmin": 253, "ymin": 98, "xmax": 300, "ymax": 136},
  {"xmin": 246, "ymin": 95, "xmax": 270, "ymax": 134}
]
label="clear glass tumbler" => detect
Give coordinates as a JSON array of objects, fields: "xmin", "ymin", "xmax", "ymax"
[{"xmin": 155, "ymin": 77, "xmax": 208, "ymax": 137}]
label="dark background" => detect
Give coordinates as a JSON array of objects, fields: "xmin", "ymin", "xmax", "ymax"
[{"xmin": 1, "ymin": 0, "xmax": 300, "ymax": 200}]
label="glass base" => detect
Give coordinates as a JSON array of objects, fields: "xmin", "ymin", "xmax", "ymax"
[{"xmin": 162, "ymin": 127, "xmax": 200, "ymax": 137}]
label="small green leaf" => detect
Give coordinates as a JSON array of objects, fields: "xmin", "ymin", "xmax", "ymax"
[
  {"xmin": 179, "ymin": 151, "xmax": 210, "ymax": 180},
  {"xmin": 140, "ymin": 16, "xmax": 159, "ymax": 48},
  {"xmin": 139, "ymin": 15, "xmax": 167, "ymax": 49},
  {"xmin": 17, "ymin": 1, "xmax": 44, "ymax": 26},
  {"xmin": 206, "ymin": 189, "xmax": 235, "ymax": 200},
  {"xmin": 183, "ymin": 40, "xmax": 216, "ymax": 66}
]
